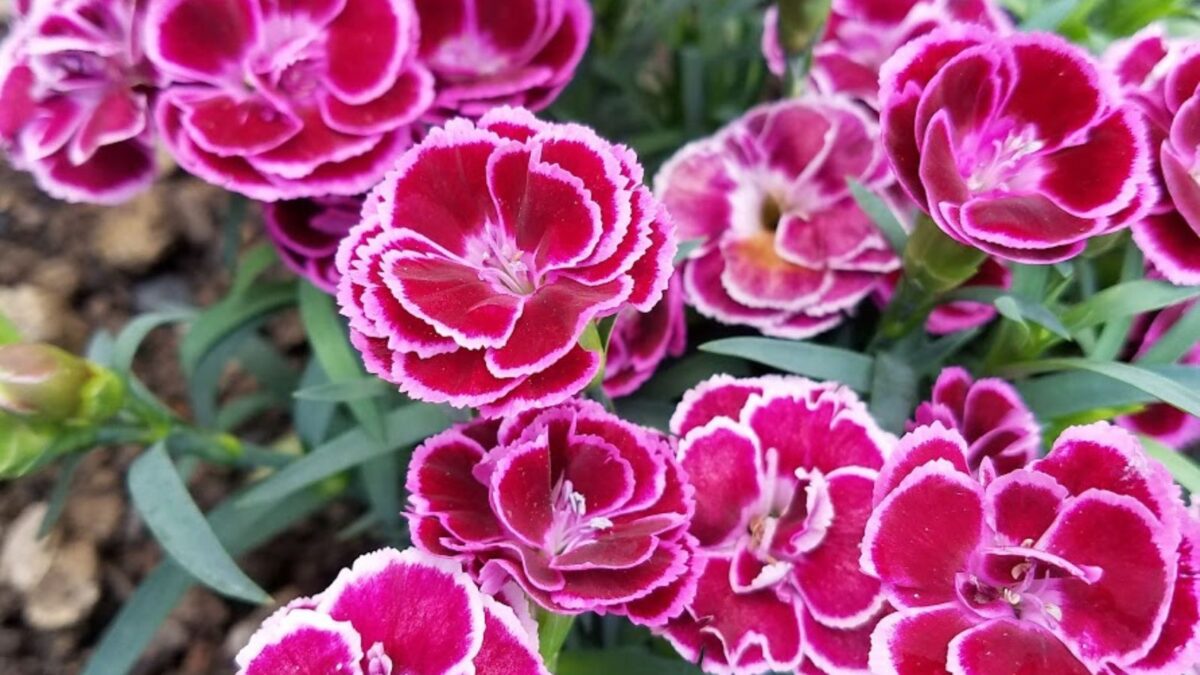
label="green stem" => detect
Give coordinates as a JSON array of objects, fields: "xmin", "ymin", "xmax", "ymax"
[{"xmin": 537, "ymin": 610, "xmax": 576, "ymax": 673}]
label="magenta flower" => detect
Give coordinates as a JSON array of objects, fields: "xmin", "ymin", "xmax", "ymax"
[
  {"xmin": 655, "ymin": 98, "xmax": 899, "ymax": 339},
  {"xmin": 263, "ymin": 195, "xmax": 363, "ymax": 293},
  {"xmin": 1107, "ymin": 28, "xmax": 1200, "ymax": 285},
  {"xmin": 145, "ymin": 0, "xmax": 434, "ymax": 201},
  {"xmin": 0, "ymin": 0, "xmax": 158, "ymax": 204},
  {"xmin": 907, "ymin": 366, "xmax": 1040, "ymax": 476},
  {"xmin": 1119, "ymin": 301, "xmax": 1200, "ymax": 450},
  {"xmin": 406, "ymin": 399, "xmax": 698, "ymax": 626},
  {"xmin": 235, "ymin": 547, "xmax": 547, "ymax": 675},
  {"xmin": 414, "ymin": 0, "xmax": 591, "ymax": 118},
  {"xmin": 603, "ymin": 275, "xmax": 687, "ymax": 399},
  {"xmin": 881, "ymin": 28, "xmax": 1156, "ymax": 263},
  {"xmin": 337, "ymin": 107, "xmax": 675, "ymax": 416},
  {"xmin": 863, "ymin": 422, "xmax": 1200, "ymax": 674},
  {"xmin": 661, "ymin": 375, "xmax": 895, "ymax": 673}
]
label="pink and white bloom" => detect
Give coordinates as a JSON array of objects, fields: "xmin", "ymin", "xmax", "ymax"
[
  {"xmin": 235, "ymin": 547, "xmax": 547, "ymax": 675},
  {"xmin": 263, "ymin": 195, "xmax": 363, "ymax": 293},
  {"xmin": 0, "ymin": 0, "xmax": 158, "ymax": 203},
  {"xmin": 656, "ymin": 98, "xmax": 899, "ymax": 339},
  {"xmin": 908, "ymin": 366, "xmax": 1040, "ymax": 476},
  {"xmin": 413, "ymin": 0, "xmax": 591, "ymax": 118},
  {"xmin": 1119, "ymin": 301, "xmax": 1200, "ymax": 450},
  {"xmin": 661, "ymin": 375, "xmax": 896, "ymax": 674},
  {"xmin": 146, "ymin": 0, "xmax": 434, "ymax": 201},
  {"xmin": 603, "ymin": 275, "xmax": 687, "ymax": 399},
  {"xmin": 337, "ymin": 107, "xmax": 675, "ymax": 416},
  {"xmin": 407, "ymin": 399, "xmax": 698, "ymax": 626},
  {"xmin": 863, "ymin": 422, "xmax": 1200, "ymax": 674},
  {"xmin": 1107, "ymin": 27, "xmax": 1200, "ymax": 285},
  {"xmin": 881, "ymin": 28, "xmax": 1156, "ymax": 263}
]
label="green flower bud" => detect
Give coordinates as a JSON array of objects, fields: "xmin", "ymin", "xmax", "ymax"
[
  {"xmin": 0, "ymin": 344, "xmax": 124, "ymax": 424},
  {"xmin": 0, "ymin": 414, "xmax": 54, "ymax": 478},
  {"xmin": 902, "ymin": 215, "xmax": 987, "ymax": 295},
  {"xmin": 776, "ymin": 0, "xmax": 832, "ymax": 54}
]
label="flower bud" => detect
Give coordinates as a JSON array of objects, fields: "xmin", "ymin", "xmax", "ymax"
[
  {"xmin": 902, "ymin": 214, "xmax": 987, "ymax": 296},
  {"xmin": 0, "ymin": 414, "xmax": 54, "ymax": 478},
  {"xmin": 776, "ymin": 0, "xmax": 832, "ymax": 54},
  {"xmin": 0, "ymin": 344, "xmax": 123, "ymax": 424}
]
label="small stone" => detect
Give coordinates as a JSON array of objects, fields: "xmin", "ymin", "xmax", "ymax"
[
  {"xmin": 92, "ymin": 191, "xmax": 174, "ymax": 271},
  {"xmin": 64, "ymin": 492, "xmax": 124, "ymax": 543},
  {"xmin": 0, "ymin": 284, "xmax": 81, "ymax": 345},
  {"xmin": 0, "ymin": 503, "xmax": 56, "ymax": 593},
  {"xmin": 30, "ymin": 260, "xmax": 82, "ymax": 296},
  {"xmin": 24, "ymin": 540, "xmax": 100, "ymax": 630}
]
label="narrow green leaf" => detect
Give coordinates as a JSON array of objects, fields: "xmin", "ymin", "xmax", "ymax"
[
  {"xmin": 673, "ymin": 238, "xmax": 705, "ymax": 264},
  {"xmin": 1017, "ymin": 364, "xmax": 1200, "ymax": 419},
  {"xmin": 238, "ymin": 403, "xmax": 454, "ymax": 506},
  {"xmin": 1140, "ymin": 301, "xmax": 1200, "ymax": 364},
  {"xmin": 946, "ymin": 287, "xmax": 1069, "ymax": 338},
  {"xmin": 637, "ymin": 353, "xmax": 754, "ymax": 401},
  {"xmin": 83, "ymin": 486, "xmax": 330, "ymax": 675},
  {"xmin": 111, "ymin": 309, "xmax": 194, "ymax": 375},
  {"xmin": 294, "ymin": 360, "xmax": 338, "ymax": 448},
  {"xmin": 910, "ymin": 328, "xmax": 980, "ymax": 369},
  {"xmin": 557, "ymin": 648, "xmax": 703, "ymax": 675},
  {"xmin": 1004, "ymin": 359, "xmax": 1200, "ymax": 418},
  {"xmin": 870, "ymin": 352, "xmax": 919, "ymax": 433},
  {"xmin": 359, "ymin": 453, "xmax": 402, "ymax": 536},
  {"xmin": 1140, "ymin": 435, "xmax": 1200, "ymax": 493},
  {"xmin": 293, "ymin": 377, "xmax": 391, "ymax": 402},
  {"xmin": 38, "ymin": 453, "xmax": 83, "ymax": 538},
  {"xmin": 298, "ymin": 281, "xmax": 386, "ymax": 441},
  {"xmin": 180, "ymin": 281, "xmax": 295, "ymax": 377},
  {"xmin": 1021, "ymin": 0, "xmax": 1085, "ymax": 30},
  {"xmin": 848, "ymin": 179, "xmax": 907, "ymax": 255},
  {"xmin": 229, "ymin": 244, "xmax": 279, "ymax": 297},
  {"xmin": 701, "ymin": 337, "xmax": 875, "ymax": 391},
  {"xmin": 216, "ymin": 392, "xmax": 279, "ymax": 432},
  {"xmin": 1089, "ymin": 244, "xmax": 1145, "ymax": 360},
  {"xmin": 128, "ymin": 443, "xmax": 269, "ymax": 603},
  {"xmin": 1061, "ymin": 280, "xmax": 1200, "ymax": 333}
]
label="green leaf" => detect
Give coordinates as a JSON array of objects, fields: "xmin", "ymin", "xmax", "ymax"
[
  {"xmin": 910, "ymin": 328, "xmax": 981, "ymax": 370},
  {"xmin": 1061, "ymin": 280, "xmax": 1200, "ymax": 334},
  {"xmin": 293, "ymin": 377, "xmax": 391, "ymax": 402},
  {"xmin": 358, "ymin": 453, "xmax": 403, "ymax": 536},
  {"xmin": 128, "ymin": 443, "xmax": 269, "ymax": 603},
  {"xmin": 83, "ymin": 486, "xmax": 331, "ymax": 675},
  {"xmin": 557, "ymin": 648, "xmax": 703, "ymax": 675},
  {"xmin": 38, "ymin": 453, "xmax": 82, "ymax": 538},
  {"xmin": 1020, "ymin": 0, "xmax": 1087, "ymax": 30},
  {"xmin": 229, "ymin": 244, "xmax": 279, "ymax": 297},
  {"xmin": 294, "ymin": 360, "xmax": 338, "ymax": 448},
  {"xmin": 238, "ymin": 403, "xmax": 455, "ymax": 506},
  {"xmin": 180, "ymin": 281, "xmax": 295, "ymax": 377},
  {"xmin": 614, "ymin": 398, "xmax": 676, "ymax": 432},
  {"xmin": 1004, "ymin": 359, "xmax": 1200, "ymax": 418},
  {"xmin": 673, "ymin": 238, "xmax": 705, "ymax": 264},
  {"xmin": 1140, "ymin": 301, "xmax": 1200, "ymax": 364},
  {"xmin": 111, "ymin": 309, "xmax": 195, "ymax": 375},
  {"xmin": 870, "ymin": 352, "xmax": 919, "ymax": 433},
  {"xmin": 298, "ymin": 281, "xmax": 386, "ymax": 441},
  {"xmin": 216, "ymin": 392, "xmax": 279, "ymax": 432},
  {"xmin": 637, "ymin": 353, "xmax": 754, "ymax": 401},
  {"xmin": 701, "ymin": 337, "xmax": 874, "ymax": 391},
  {"xmin": 945, "ymin": 287, "xmax": 1069, "ymax": 338},
  {"xmin": 848, "ymin": 179, "xmax": 907, "ymax": 255},
  {"xmin": 1088, "ymin": 243, "xmax": 1144, "ymax": 361},
  {"xmin": 1017, "ymin": 364, "xmax": 1200, "ymax": 419},
  {"xmin": 1140, "ymin": 435, "xmax": 1200, "ymax": 493}
]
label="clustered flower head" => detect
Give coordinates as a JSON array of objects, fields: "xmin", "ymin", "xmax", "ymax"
[
  {"xmin": 907, "ymin": 366, "xmax": 1041, "ymax": 475},
  {"xmin": 764, "ymin": 0, "xmax": 1010, "ymax": 108},
  {"xmin": 406, "ymin": 399, "xmax": 699, "ymax": 626},
  {"xmin": 656, "ymin": 98, "xmax": 899, "ymax": 339},
  {"xmin": 0, "ymin": 0, "xmax": 158, "ymax": 203},
  {"xmin": 602, "ymin": 275, "xmax": 687, "ymax": 399},
  {"xmin": 863, "ymin": 421, "xmax": 1200, "ymax": 673},
  {"xmin": 235, "ymin": 547, "xmax": 548, "ymax": 674},
  {"xmin": 263, "ymin": 195, "xmax": 364, "ymax": 293},
  {"xmin": 661, "ymin": 375, "xmax": 895, "ymax": 674},
  {"xmin": 337, "ymin": 107, "xmax": 675, "ymax": 416},
  {"xmin": 1106, "ymin": 27, "xmax": 1200, "ymax": 285},
  {"xmin": 881, "ymin": 27, "xmax": 1157, "ymax": 263},
  {"xmin": 1119, "ymin": 300, "xmax": 1200, "ymax": 450}
]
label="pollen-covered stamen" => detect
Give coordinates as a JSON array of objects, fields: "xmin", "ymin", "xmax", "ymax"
[
  {"xmin": 469, "ymin": 223, "xmax": 538, "ymax": 295},
  {"xmin": 548, "ymin": 479, "xmax": 613, "ymax": 554},
  {"xmin": 966, "ymin": 126, "xmax": 1046, "ymax": 194}
]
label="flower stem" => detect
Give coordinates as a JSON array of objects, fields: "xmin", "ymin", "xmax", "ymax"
[{"xmin": 537, "ymin": 610, "xmax": 575, "ymax": 672}]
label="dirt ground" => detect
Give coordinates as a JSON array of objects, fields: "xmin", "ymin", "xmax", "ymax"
[{"xmin": 0, "ymin": 163, "xmax": 370, "ymax": 674}]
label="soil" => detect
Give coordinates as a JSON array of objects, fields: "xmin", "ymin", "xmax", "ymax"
[{"xmin": 0, "ymin": 163, "xmax": 371, "ymax": 674}]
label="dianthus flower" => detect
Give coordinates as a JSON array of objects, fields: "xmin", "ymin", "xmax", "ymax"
[
  {"xmin": 603, "ymin": 275, "xmax": 687, "ymax": 399},
  {"xmin": 1119, "ymin": 300, "xmax": 1200, "ymax": 450},
  {"xmin": 263, "ymin": 195, "xmax": 363, "ymax": 293},
  {"xmin": 1106, "ymin": 27, "xmax": 1200, "ymax": 285},
  {"xmin": 406, "ymin": 399, "xmax": 698, "ymax": 626},
  {"xmin": 763, "ymin": 0, "xmax": 1009, "ymax": 107},
  {"xmin": 337, "ymin": 107, "xmax": 675, "ymax": 416},
  {"xmin": 413, "ymin": 0, "xmax": 590, "ymax": 118},
  {"xmin": 881, "ymin": 28, "xmax": 1155, "ymax": 263},
  {"xmin": 0, "ymin": 0, "xmax": 157, "ymax": 203},
  {"xmin": 235, "ymin": 547, "xmax": 547, "ymax": 674},
  {"xmin": 145, "ymin": 0, "xmax": 434, "ymax": 201},
  {"xmin": 656, "ymin": 98, "xmax": 898, "ymax": 339},
  {"xmin": 863, "ymin": 422, "xmax": 1200, "ymax": 674},
  {"xmin": 660, "ymin": 375, "xmax": 895, "ymax": 674},
  {"xmin": 907, "ymin": 366, "xmax": 1040, "ymax": 476}
]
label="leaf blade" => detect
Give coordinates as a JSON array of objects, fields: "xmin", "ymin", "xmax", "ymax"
[{"xmin": 700, "ymin": 337, "xmax": 874, "ymax": 391}]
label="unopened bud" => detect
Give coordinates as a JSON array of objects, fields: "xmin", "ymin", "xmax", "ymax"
[
  {"xmin": 0, "ymin": 344, "xmax": 123, "ymax": 424},
  {"xmin": 902, "ymin": 215, "xmax": 987, "ymax": 295},
  {"xmin": 776, "ymin": 0, "xmax": 832, "ymax": 54},
  {"xmin": 0, "ymin": 414, "xmax": 53, "ymax": 478}
]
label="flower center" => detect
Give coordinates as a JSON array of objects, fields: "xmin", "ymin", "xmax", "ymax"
[
  {"xmin": 965, "ymin": 126, "xmax": 1045, "ymax": 194},
  {"xmin": 470, "ymin": 224, "xmax": 537, "ymax": 295},
  {"xmin": 760, "ymin": 194, "xmax": 784, "ymax": 233},
  {"xmin": 548, "ymin": 480, "xmax": 611, "ymax": 554},
  {"xmin": 955, "ymin": 544, "xmax": 1092, "ymax": 629}
]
